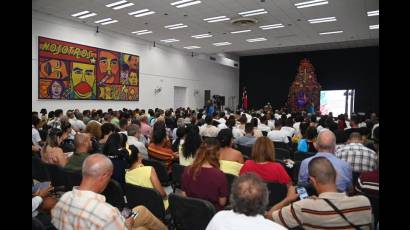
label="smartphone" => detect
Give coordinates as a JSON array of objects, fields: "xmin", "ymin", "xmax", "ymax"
[
  {"xmin": 32, "ymin": 181, "xmax": 51, "ymax": 194},
  {"xmin": 296, "ymin": 186, "xmax": 309, "ymax": 200},
  {"xmin": 121, "ymin": 208, "xmax": 139, "ymax": 219}
]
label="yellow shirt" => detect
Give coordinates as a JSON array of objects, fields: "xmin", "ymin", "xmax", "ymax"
[
  {"xmin": 125, "ymin": 165, "xmax": 169, "ymax": 209},
  {"xmin": 219, "ymin": 160, "xmax": 243, "ymax": 176}
]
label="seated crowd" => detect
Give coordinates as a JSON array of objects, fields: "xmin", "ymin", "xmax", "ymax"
[{"xmin": 32, "ymin": 106, "xmax": 379, "ymax": 229}]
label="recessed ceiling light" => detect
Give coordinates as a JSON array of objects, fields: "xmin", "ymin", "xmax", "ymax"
[
  {"xmin": 101, "ymin": 20, "xmax": 118, "ymax": 25},
  {"xmin": 213, "ymin": 42, "xmax": 231, "ymax": 46},
  {"xmin": 134, "ymin": 11, "xmax": 156, "ymax": 17},
  {"xmin": 239, "ymin": 9, "xmax": 268, "ymax": 17},
  {"xmin": 136, "ymin": 31, "xmax": 153, "ymax": 35},
  {"xmin": 71, "ymin": 11, "xmax": 90, "ymax": 17},
  {"xmin": 246, "ymin": 37, "xmax": 267, "ymax": 42},
  {"xmin": 165, "ymin": 23, "xmax": 184, "ymax": 28},
  {"xmin": 367, "ymin": 10, "xmax": 379, "ymax": 16},
  {"xmin": 106, "ymin": 0, "xmax": 127, "ymax": 8},
  {"xmin": 295, "ymin": 0, "xmax": 328, "ymax": 9},
  {"xmin": 161, "ymin": 39, "xmax": 180, "ymax": 43},
  {"xmin": 308, "ymin": 16, "xmax": 336, "ymax": 24},
  {"xmin": 192, "ymin": 34, "xmax": 213, "ymax": 39},
  {"xmin": 132, "ymin": 30, "xmax": 153, "ymax": 35},
  {"xmin": 204, "ymin": 16, "xmax": 230, "ymax": 23},
  {"xmin": 176, "ymin": 1, "xmax": 201, "ymax": 8},
  {"xmin": 230, "ymin": 30, "xmax": 251, "ymax": 34},
  {"xmin": 94, "ymin": 18, "xmax": 113, "ymax": 23},
  {"xmin": 113, "ymin": 2, "xmax": 134, "ymax": 10},
  {"xmin": 171, "ymin": 0, "xmax": 193, "ymax": 5},
  {"xmin": 184, "ymin": 46, "xmax": 201, "ymax": 49},
  {"xmin": 129, "ymin": 9, "xmax": 149, "ymax": 15},
  {"xmin": 319, "ymin": 30, "xmax": 343, "ymax": 35},
  {"xmin": 78, "ymin": 13, "xmax": 97, "ymax": 19},
  {"xmin": 169, "ymin": 25, "xmax": 188, "ymax": 29},
  {"xmin": 369, "ymin": 24, "xmax": 379, "ymax": 30},
  {"xmin": 259, "ymin": 24, "xmax": 284, "ymax": 30}
]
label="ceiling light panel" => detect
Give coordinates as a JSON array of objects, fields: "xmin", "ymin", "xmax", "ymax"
[
  {"xmin": 308, "ymin": 17, "xmax": 336, "ymax": 24},
  {"xmin": 184, "ymin": 46, "xmax": 201, "ymax": 49},
  {"xmin": 213, "ymin": 42, "xmax": 231, "ymax": 46},
  {"xmin": 230, "ymin": 30, "xmax": 251, "ymax": 34},
  {"xmin": 161, "ymin": 39, "xmax": 179, "ymax": 43},
  {"xmin": 78, "ymin": 13, "xmax": 97, "ymax": 19},
  {"xmin": 369, "ymin": 24, "xmax": 379, "ymax": 30},
  {"xmin": 367, "ymin": 10, "xmax": 379, "ymax": 16},
  {"xmin": 106, "ymin": 0, "xmax": 127, "ymax": 8},
  {"xmin": 71, "ymin": 11, "xmax": 90, "ymax": 17},
  {"xmin": 112, "ymin": 2, "xmax": 134, "ymax": 10},
  {"xmin": 134, "ymin": 11, "xmax": 155, "ymax": 17},
  {"xmin": 204, "ymin": 16, "xmax": 230, "ymax": 23},
  {"xmin": 259, "ymin": 24, "xmax": 284, "ymax": 30},
  {"xmin": 129, "ymin": 9, "xmax": 149, "ymax": 15},
  {"xmin": 238, "ymin": 9, "xmax": 268, "ymax": 17},
  {"xmin": 246, "ymin": 37, "xmax": 267, "ymax": 42},
  {"xmin": 295, "ymin": 0, "xmax": 328, "ymax": 9},
  {"xmin": 165, "ymin": 23, "xmax": 188, "ymax": 30},
  {"xmin": 171, "ymin": 0, "xmax": 202, "ymax": 8},
  {"xmin": 101, "ymin": 20, "xmax": 118, "ymax": 25},
  {"xmin": 94, "ymin": 18, "xmax": 112, "ymax": 23},
  {"xmin": 319, "ymin": 30, "xmax": 343, "ymax": 35},
  {"xmin": 192, "ymin": 34, "xmax": 213, "ymax": 39}
]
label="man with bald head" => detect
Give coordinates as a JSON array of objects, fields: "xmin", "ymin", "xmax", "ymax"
[
  {"xmin": 64, "ymin": 133, "xmax": 92, "ymax": 171},
  {"xmin": 52, "ymin": 154, "xmax": 167, "ymax": 230},
  {"xmin": 335, "ymin": 132, "xmax": 377, "ymax": 173},
  {"xmin": 267, "ymin": 157, "xmax": 372, "ymax": 229},
  {"xmin": 298, "ymin": 130, "xmax": 353, "ymax": 192},
  {"xmin": 206, "ymin": 173, "xmax": 286, "ymax": 230}
]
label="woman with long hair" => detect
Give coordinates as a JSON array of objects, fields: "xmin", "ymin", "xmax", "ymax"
[
  {"xmin": 41, "ymin": 128, "xmax": 67, "ymax": 167},
  {"xmin": 148, "ymin": 121, "xmax": 177, "ymax": 171},
  {"xmin": 239, "ymin": 137, "xmax": 291, "ymax": 185},
  {"xmin": 179, "ymin": 124, "xmax": 201, "ymax": 166},
  {"xmin": 217, "ymin": 129, "xmax": 244, "ymax": 176},
  {"xmin": 181, "ymin": 138, "xmax": 228, "ymax": 210}
]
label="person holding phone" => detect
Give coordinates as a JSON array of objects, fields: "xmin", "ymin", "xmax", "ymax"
[
  {"xmin": 51, "ymin": 154, "xmax": 166, "ymax": 230},
  {"xmin": 265, "ymin": 157, "xmax": 372, "ymax": 229},
  {"xmin": 32, "ymin": 182, "xmax": 57, "ymax": 228}
]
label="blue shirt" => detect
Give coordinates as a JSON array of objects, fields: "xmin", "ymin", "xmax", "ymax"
[{"xmin": 298, "ymin": 152, "xmax": 353, "ymax": 192}]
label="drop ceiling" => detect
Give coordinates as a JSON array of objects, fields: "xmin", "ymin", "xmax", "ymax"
[{"xmin": 32, "ymin": 0, "xmax": 379, "ymax": 57}]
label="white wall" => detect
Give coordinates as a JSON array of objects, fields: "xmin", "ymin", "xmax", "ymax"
[{"xmin": 32, "ymin": 11, "xmax": 239, "ymax": 113}]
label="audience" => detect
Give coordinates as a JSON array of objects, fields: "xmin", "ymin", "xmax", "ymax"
[
  {"xmin": 148, "ymin": 121, "xmax": 177, "ymax": 171},
  {"xmin": 267, "ymin": 157, "xmax": 372, "ymax": 229},
  {"xmin": 200, "ymin": 115, "xmax": 220, "ymax": 138},
  {"xmin": 298, "ymin": 130, "xmax": 353, "ymax": 192},
  {"xmin": 239, "ymin": 137, "xmax": 291, "ymax": 185},
  {"xmin": 102, "ymin": 133, "xmax": 129, "ymax": 190},
  {"xmin": 51, "ymin": 154, "xmax": 167, "ymax": 230},
  {"xmin": 335, "ymin": 132, "xmax": 377, "ymax": 173},
  {"xmin": 180, "ymin": 124, "xmax": 201, "ymax": 166},
  {"xmin": 139, "ymin": 115, "xmax": 153, "ymax": 139},
  {"xmin": 126, "ymin": 124, "xmax": 148, "ymax": 160},
  {"xmin": 125, "ymin": 146, "xmax": 169, "ymax": 209},
  {"xmin": 217, "ymin": 129, "xmax": 244, "ymax": 176},
  {"xmin": 251, "ymin": 117, "xmax": 263, "ymax": 138},
  {"xmin": 85, "ymin": 120, "xmax": 102, "ymax": 153},
  {"xmin": 65, "ymin": 133, "xmax": 92, "ymax": 171},
  {"xmin": 181, "ymin": 138, "xmax": 228, "ymax": 211},
  {"xmin": 59, "ymin": 120, "xmax": 75, "ymax": 153},
  {"xmin": 206, "ymin": 173, "xmax": 286, "ymax": 230},
  {"xmin": 235, "ymin": 123, "xmax": 257, "ymax": 147},
  {"xmin": 41, "ymin": 128, "xmax": 67, "ymax": 167},
  {"xmin": 99, "ymin": 122, "xmax": 116, "ymax": 148},
  {"xmin": 267, "ymin": 119, "xmax": 289, "ymax": 143}
]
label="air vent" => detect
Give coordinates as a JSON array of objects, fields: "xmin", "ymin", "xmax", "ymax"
[
  {"xmin": 210, "ymin": 56, "xmax": 216, "ymax": 61},
  {"xmin": 234, "ymin": 63, "xmax": 238, "ymax": 67},
  {"xmin": 231, "ymin": 17, "xmax": 258, "ymax": 26}
]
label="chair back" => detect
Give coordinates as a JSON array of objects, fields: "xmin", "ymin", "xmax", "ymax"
[
  {"xmin": 32, "ymin": 217, "xmax": 46, "ymax": 230},
  {"xmin": 236, "ymin": 144, "xmax": 252, "ymax": 159},
  {"xmin": 102, "ymin": 179, "xmax": 125, "ymax": 210},
  {"xmin": 169, "ymin": 193, "xmax": 216, "ymax": 230},
  {"xmin": 44, "ymin": 163, "xmax": 67, "ymax": 187},
  {"xmin": 142, "ymin": 159, "xmax": 171, "ymax": 186},
  {"xmin": 266, "ymin": 182, "xmax": 288, "ymax": 208},
  {"xmin": 125, "ymin": 183, "xmax": 165, "ymax": 220},
  {"xmin": 292, "ymin": 161, "xmax": 302, "ymax": 183},
  {"xmin": 275, "ymin": 148, "xmax": 291, "ymax": 160},
  {"xmin": 273, "ymin": 141, "xmax": 289, "ymax": 150},
  {"xmin": 62, "ymin": 168, "xmax": 82, "ymax": 190},
  {"xmin": 224, "ymin": 173, "xmax": 237, "ymax": 199},
  {"xmin": 32, "ymin": 157, "xmax": 50, "ymax": 182},
  {"xmin": 171, "ymin": 163, "xmax": 186, "ymax": 192},
  {"xmin": 293, "ymin": 151, "xmax": 315, "ymax": 161}
]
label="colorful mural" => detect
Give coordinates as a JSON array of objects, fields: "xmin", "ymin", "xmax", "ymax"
[{"xmin": 38, "ymin": 36, "xmax": 139, "ymax": 101}]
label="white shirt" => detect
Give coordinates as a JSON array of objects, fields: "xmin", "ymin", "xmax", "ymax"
[
  {"xmin": 127, "ymin": 136, "xmax": 148, "ymax": 159},
  {"xmin": 258, "ymin": 123, "xmax": 271, "ymax": 132},
  {"xmin": 293, "ymin": 122, "xmax": 301, "ymax": 136},
  {"xmin": 206, "ymin": 210, "xmax": 286, "ymax": 230},
  {"xmin": 371, "ymin": 123, "xmax": 379, "ymax": 139},
  {"xmin": 217, "ymin": 118, "xmax": 226, "ymax": 124},
  {"xmin": 218, "ymin": 123, "xmax": 228, "ymax": 129},
  {"xmin": 280, "ymin": 126, "xmax": 295, "ymax": 137},
  {"xmin": 69, "ymin": 118, "xmax": 86, "ymax": 132},
  {"xmin": 358, "ymin": 122, "xmax": 367, "ymax": 128},
  {"xmin": 32, "ymin": 126, "xmax": 42, "ymax": 145},
  {"xmin": 267, "ymin": 130, "xmax": 289, "ymax": 143},
  {"xmin": 32, "ymin": 196, "xmax": 43, "ymax": 217},
  {"xmin": 232, "ymin": 127, "xmax": 245, "ymax": 139},
  {"xmin": 268, "ymin": 120, "xmax": 275, "ymax": 130},
  {"xmin": 274, "ymin": 113, "xmax": 281, "ymax": 120},
  {"xmin": 200, "ymin": 125, "xmax": 220, "ymax": 137}
]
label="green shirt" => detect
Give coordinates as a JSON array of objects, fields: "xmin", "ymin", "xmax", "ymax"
[
  {"xmin": 65, "ymin": 152, "xmax": 90, "ymax": 171},
  {"xmin": 111, "ymin": 117, "xmax": 120, "ymax": 127}
]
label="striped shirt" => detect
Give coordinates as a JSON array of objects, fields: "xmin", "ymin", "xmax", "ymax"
[
  {"xmin": 335, "ymin": 143, "xmax": 377, "ymax": 173},
  {"xmin": 148, "ymin": 143, "xmax": 175, "ymax": 170},
  {"xmin": 51, "ymin": 187, "xmax": 127, "ymax": 230},
  {"xmin": 272, "ymin": 192, "xmax": 372, "ymax": 229}
]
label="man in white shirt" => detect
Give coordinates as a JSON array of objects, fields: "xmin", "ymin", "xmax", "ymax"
[
  {"xmin": 257, "ymin": 115, "xmax": 271, "ymax": 132},
  {"xmin": 267, "ymin": 120, "xmax": 289, "ymax": 143},
  {"xmin": 206, "ymin": 173, "xmax": 286, "ymax": 230},
  {"xmin": 200, "ymin": 115, "xmax": 220, "ymax": 138},
  {"xmin": 32, "ymin": 116, "xmax": 43, "ymax": 147},
  {"xmin": 280, "ymin": 118, "xmax": 295, "ymax": 138},
  {"xmin": 127, "ymin": 124, "xmax": 148, "ymax": 159},
  {"xmin": 293, "ymin": 115, "xmax": 303, "ymax": 136}
]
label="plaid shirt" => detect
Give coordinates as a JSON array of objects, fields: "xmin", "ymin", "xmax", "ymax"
[
  {"xmin": 335, "ymin": 143, "xmax": 377, "ymax": 172},
  {"xmin": 51, "ymin": 187, "xmax": 127, "ymax": 230}
]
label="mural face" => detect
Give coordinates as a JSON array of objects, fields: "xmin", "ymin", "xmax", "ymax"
[
  {"xmin": 70, "ymin": 62, "xmax": 96, "ymax": 99},
  {"xmin": 98, "ymin": 50, "xmax": 119, "ymax": 84},
  {"xmin": 38, "ymin": 36, "xmax": 139, "ymax": 101}
]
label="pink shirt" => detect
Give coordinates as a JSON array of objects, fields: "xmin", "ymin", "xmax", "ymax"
[{"xmin": 140, "ymin": 122, "xmax": 152, "ymax": 138}]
